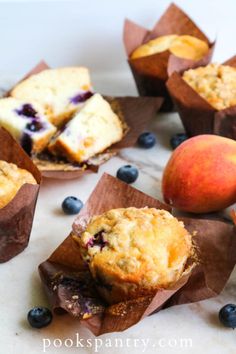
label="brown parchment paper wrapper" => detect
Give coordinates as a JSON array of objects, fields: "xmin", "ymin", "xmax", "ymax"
[
  {"xmin": 39, "ymin": 173, "xmax": 236, "ymax": 335},
  {"xmin": 12, "ymin": 61, "xmax": 163, "ymax": 179},
  {"xmin": 124, "ymin": 3, "xmax": 215, "ymax": 111},
  {"xmin": 0, "ymin": 128, "xmax": 41, "ymax": 263},
  {"xmin": 167, "ymin": 55, "xmax": 236, "ymax": 139}
]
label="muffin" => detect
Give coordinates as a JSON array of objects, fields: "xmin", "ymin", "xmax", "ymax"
[
  {"xmin": 183, "ymin": 63, "xmax": 236, "ymax": 110},
  {"xmin": 10, "ymin": 67, "xmax": 93, "ymax": 127},
  {"xmin": 74, "ymin": 207, "xmax": 194, "ymax": 304},
  {"xmin": 0, "ymin": 160, "xmax": 37, "ymax": 209},
  {"xmin": 124, "ymin": 3, "xmax": 214, "ymax": 111},
  {"xmin": 48, "ymin": 93, "xmax": 123, "ymax": 163},
  {"xmin": 0, "ymin": 97, "xmax": 56, "ymax": 155},
  {"xmin": 131, "ymin": 35, "xmax": 178, "ymax": 59},
  {"xmin": 131, "ymin": 35, "xmax": 209, "ymax": 61}
]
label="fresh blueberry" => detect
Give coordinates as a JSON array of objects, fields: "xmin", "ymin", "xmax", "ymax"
[
  {"xmin": 170, "ymin": 133, "xmax": 188, "ymax": 149},
  {"xmin": 137, "ymin": 132, "xmax": 156, "ymax": 149},
  {"xmin": 62, "ymin": 196, "xmax": 83, "ymax": 215},
  {"xmin": 219, "ymin": 304, "xmax": 236, "ymax": 329},
  {"xmin": 27, "ymin": 307, "xmax": 52, "ymax": 329},
  {"xmin": 116, "ymin": 165, "xmax": 139, "ymax": 184},
  {"xmin": 26, "ymin": 120, "xmax": 44, "ymax": 132}
]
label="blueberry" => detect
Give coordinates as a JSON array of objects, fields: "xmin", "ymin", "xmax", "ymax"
[
  {"xmin": 70, "ymin": 91, "xmax": 93, "ymax": 104},
  {"xmin": 26, "ymin": 120, "xmax": 44, "ymax": 132},
  {"xmin": 87, "ymin": 231, "xmax": 107, "ymax": 250},
  {"xmin": 116, "ymin": 165, "xmax": 139, "ymax": 184},
  {"xmin": 137, "ymin": 132, "xmax": 156, "ymax": 149},
  {"xmin": 17, "ymin": 104, "xmax": 37, "ymax": 118},
  {"xmin": 62, "ymin": 196, "xmax": 83, "ymax": 215},
  {"xmin": 27, "ymin": 307, "xmax": 52, "ymax": 329},
  {"xmin": 21, "ymin": 133, "xmax": 32, "ymax": 155},
  {"xmin": 170, "ymin": 133, "xmax": 188, "ymax": 149},
  {"xmin": 219, "ymin": 304, "xmax": 236, "ymax": 329}
]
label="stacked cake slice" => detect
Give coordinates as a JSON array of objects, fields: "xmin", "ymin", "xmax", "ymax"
[
  {"xmin": 49, "ymin": 93, "xmax": 123, "ymax": 163},
  {"xmin": 11, "ymin": 67, "xmax": 93, "ymax": 127},
  {"xmin": 0, "ymin": 98, "xmax": 56, "ymax": 154},
  {"xmin": 0, "ymin": 67, "xmax": 124, "ymax": 161}
]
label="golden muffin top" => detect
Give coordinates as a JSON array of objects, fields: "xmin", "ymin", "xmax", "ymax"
[
  {"xmin": 183, "ymin": 63, "xmax": 236, "ymax": 110},
  {"xmin": 75, "ymin": 207, "xmax": 193, "ymax": 290},
  {"xmin": 131, "ymin": 34, "xmax": 209, "ymax": 61},
  {"xmin": 0, "ymin": 160, "xmax": 37, "ymax": 209}
]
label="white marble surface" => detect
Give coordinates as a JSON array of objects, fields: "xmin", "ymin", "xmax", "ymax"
[{"xmin": 1, "ymin": 1, "xmax": 236, "ymax": 353}]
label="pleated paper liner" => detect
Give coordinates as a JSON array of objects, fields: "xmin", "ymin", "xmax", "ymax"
[
  {"xmin": 0, "ymin": 128, "xmax": 41, "ymax": 263},
  {"xmin": 123, "ymin": 3, "xmax": 215, "ymax": 111},
  {"xmin": 39, "ymin": 174, "xmax": 236, "ymax": 335},
  {"xmin": 167, "ymin": 55, "xmax": 236, "ymax": 140},
  {"xmin": 8, "ymin": 61, "xmax": 163, "ymax": 179}
]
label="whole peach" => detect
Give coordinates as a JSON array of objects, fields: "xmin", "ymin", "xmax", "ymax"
[{"xmin": 162, "ymin": 135, "xmax": 236, "ymax": 213}]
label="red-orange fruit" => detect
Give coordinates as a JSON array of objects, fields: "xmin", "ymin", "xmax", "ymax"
[{"xmin": 162, "ymin": 135, "xmax": 236, "ymax": 213}]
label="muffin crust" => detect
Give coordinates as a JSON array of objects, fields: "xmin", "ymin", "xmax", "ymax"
[
  {"xmin": 183, "ymin": 63, "xmax": 236, "ymax": 110},
  {"xmin": 74, "ymin": 207, "xmax": 193, "ymax": 303},
  {"xmin": 0, "ymin": 160, "xmax": 37, "ymax": 208},
  {"xmin": 131, "ymin": 34, "xmax": 209, "ymax": 61}
]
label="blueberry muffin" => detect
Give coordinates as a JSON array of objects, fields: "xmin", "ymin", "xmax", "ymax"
[
  {"xmin": 0, "ymin": 160, "xmax": 37, "ymax": 208},
  {"xmin": 11, "ymin": 67, "xmax": 93, "ymax": 127},
  {"xmin": 0, "ymin": 97, "xmax": 56, "ymax": 155},
  {"xmin": 48, "ymin": 93, "xmax": 123, "ymax": 163},
  {"xmin": 183, "ymin": 63, "xmax": 236, "ymax": 110},
  {"xmin": 74, "ymin": 207, "xmax": 194, "ymax": 303},
  {"xmin": 131, "ymin": 34, "xmax": 209, "ymax": 61}
]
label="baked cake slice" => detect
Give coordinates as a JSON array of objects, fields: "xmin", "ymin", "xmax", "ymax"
[
  {"xmin": 0, "ymin": 97, "xmax": 56, "ymax": 155},
  {"xmin": 10, "ymin": 67, "xmax": 93, "ymax": 127},
  {"xmin": 48, "ymin": 93, "xmax": 123, "ymax": 163}
]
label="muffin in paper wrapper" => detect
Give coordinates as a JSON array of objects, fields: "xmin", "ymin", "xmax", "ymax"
[
  {"xmin": 0, "ymin": 128, "xmax": 41, "ymax": 263},
  {"xmin": 9, "ymin": 61, "xmax": 163, "ymax": 179},
  {"xmin": 167, "ymin": 55, "xmax": 236, "ymax": 140},
  {"xmin": 39, "ymin": 173, "xmax": 236, "ymax": 335},
  {"xmin": 123, "ymin": 3, "xmax": 215, "ymax": 111}
]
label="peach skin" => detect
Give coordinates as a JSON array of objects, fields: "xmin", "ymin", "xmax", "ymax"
[{"xmin": 162, "ymin": 135, "xmax": 236, "ymax": 213}]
